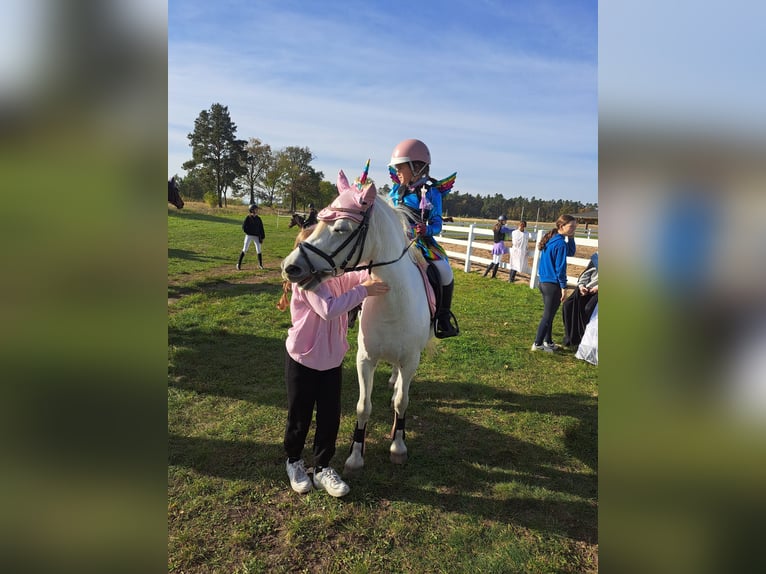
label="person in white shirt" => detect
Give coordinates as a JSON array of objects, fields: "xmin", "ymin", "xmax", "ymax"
[{"xmin": 508, "ymin": 220, "xmax": 530, "ymax": 282}]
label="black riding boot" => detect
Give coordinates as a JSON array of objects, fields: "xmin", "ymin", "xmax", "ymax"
[
  {"xmin": 509, "ymin": 269, "xmax": 517, "ymax": 282},
  {"xmin": 257, "ymin": 253, "xmax": 264, "ymax": 269},
  {"xmin": 237, "ymin": 251, "xmax": 245, "ymax": 270},
  {"xmin": 491, "ymin": 264, "xmax": 499, "ymax": 278},
  {"xmin": 483, "ymin": 263, "xmax": 494, "ymax": 277},
  {"xmin": 435, "ymin": 280, "xmax": 459, "ymax": 339}
]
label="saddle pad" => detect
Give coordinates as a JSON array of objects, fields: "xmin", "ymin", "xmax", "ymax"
[{"xmin": 416, "ymin": 260, "xmax": 437, "ymax": 318}]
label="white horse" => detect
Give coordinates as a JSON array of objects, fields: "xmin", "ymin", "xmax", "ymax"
[{"xmin": 281, "ymin": 170, "xmax": 432, "ymax": 473}]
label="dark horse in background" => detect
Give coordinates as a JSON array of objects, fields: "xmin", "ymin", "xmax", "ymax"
[
  {"xmin": 287, "ymin": 213, "xmax": 305, "ymax": 228},
  {"xmin": 168, "ymin": 177, "xmax": 184, "ymax": 209}
]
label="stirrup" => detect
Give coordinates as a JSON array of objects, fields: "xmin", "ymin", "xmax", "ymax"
[{"xmin": 434, "ymin": 311, "xmax": 460, "ymax": 339}]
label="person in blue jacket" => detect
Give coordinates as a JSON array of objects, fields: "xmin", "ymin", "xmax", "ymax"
[
  {"xmin": 532, "ymin": 214, "xmax": 578, "ymax": 352},
  {"xmin": 388, "ymin": 138, "xmax": 459, "ymax": 339}
]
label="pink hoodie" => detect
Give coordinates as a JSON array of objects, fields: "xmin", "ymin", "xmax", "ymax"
[{"xmin": 285, "ymin": 271, "xmax": 369, "ymax": 371}]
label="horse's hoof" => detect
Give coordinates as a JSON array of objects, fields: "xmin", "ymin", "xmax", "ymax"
[
  {"xmin": 344, "ymin": 447, "xmax": 365, "ymax": 474},
  {"xmin": 390, "ymin": 451, "xmax": 408, "ymax": 465}
]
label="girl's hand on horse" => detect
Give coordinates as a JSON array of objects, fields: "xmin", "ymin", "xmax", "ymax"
[
  {"xmin": 415, "ymin": 223, "xmax": 427, "ymax": 237},
  {"xmin": 362, "ymin": 279, "xmax": 390, "ymax": 297}
]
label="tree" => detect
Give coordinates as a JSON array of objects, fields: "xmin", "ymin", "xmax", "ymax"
[
  {"xmin": 183, "ymin": 103, "xmax": 247, "ymax": 207},
  {"xmin": 316, "ymin": 180, "xmax": 337, "ymax": 209},
  {"xmin": 176, "ymin": 167, "xmax": 215, "ymax": 201},
  {"xmin": 290, "ymin": 168, "xmax": 323, "ymax": 212},
  {"xmin": 260, "ymin": 161, "xmax": 286, "ymax": 207},
  {"xmin": 234, "ymin": 138, "xmax": 273, "ymax": 206},
  {"xmin": 278, "ymin": 146, "xmax": 318, "ymax": 212},
  {"xmin": 482, "ymin": 193, "xmax": 508, "ymax": 220}
]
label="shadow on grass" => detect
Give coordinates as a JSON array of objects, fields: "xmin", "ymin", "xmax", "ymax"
[
  {"xmin": 168, "ymin": 279, "xmax": 283, "ymax": 303},
  {"xmin": 169, "ymin": 329, "xmax": 288, "ymax": 405},
  {"xmin": 168, "ymin": 248, "xmax": 219, "ymax": 262},
  {"xmin": 168, "ymin": 209, "xmax": 239, "ymax": 225},
  {"xmin": 168, "ymin": 375, "xmax": 597, "ymax": 544}
]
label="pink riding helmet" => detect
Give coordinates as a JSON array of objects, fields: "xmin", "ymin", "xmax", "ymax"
[{"xmin": 388, "ymin": 138, "xmax": 431, "ymax": 168}]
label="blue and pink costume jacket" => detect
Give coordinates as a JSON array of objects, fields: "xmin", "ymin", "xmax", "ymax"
[{"xmin": 389, "ymin": 176, "xmax": 450, "ymax": 262}]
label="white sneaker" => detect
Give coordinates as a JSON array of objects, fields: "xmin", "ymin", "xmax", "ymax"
[
  {"xmin": 312, "ymin": 467, "xmax": 350, "ymax": 497},
  {"xmin": 286, "ymin": 459, "xmax": 313, "ymax": 494},
  {"xmin": 531, "ymin": 343, "xmax": 553, "ymax": 352},
  {"xmin": 236, "ymin": 263, "xmax": 241, "ymax": 270},
  {"xmin": 258, "ymin": 264, "xmax": 264, "ymax": 269},
  {"xmin": 543, "ymin": 342, "xmax": 559, "ymax": 351}
]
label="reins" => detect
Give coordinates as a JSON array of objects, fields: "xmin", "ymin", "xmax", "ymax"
[
  {"xmin": 296, "ymin": 206, "xmax": 371, "ymax": 279},
  {"xmin": 296, "ymin": 202, "xmax": 418, "ymax": 279},
  {"xmin": 343, "ymin": 237, "xmax": 416, "ymax": 273}
]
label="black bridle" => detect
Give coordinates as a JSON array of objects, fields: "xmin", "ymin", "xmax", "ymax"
[{"xmin": 295, "ymin": 204, "xmax": 416, "ymax": 281}]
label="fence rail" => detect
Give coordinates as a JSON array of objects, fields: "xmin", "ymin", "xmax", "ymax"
[{"xmin": 438, "ymin": 224, "xmax": 598, "ymax": 289}]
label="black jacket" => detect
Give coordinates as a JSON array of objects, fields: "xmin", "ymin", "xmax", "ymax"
[
  {"xmin": 242, "ymin": 214, "xmax": 265, "ymax": 240},
  {"xmin": 304, "ymin": 209, "xmax": 318, "ymax": 228}
]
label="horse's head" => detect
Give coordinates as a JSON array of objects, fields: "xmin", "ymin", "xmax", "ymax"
[
  {"xmin": 168, "ymin": 177, "xmax": 184, "ymax": 209},
  {"xmin": 281, "ymin": 170, "xmax": 377, "ymax": 291},
  {"xmin": 288, "ymin": 213, "xmax": 304, "ymax": 229}
]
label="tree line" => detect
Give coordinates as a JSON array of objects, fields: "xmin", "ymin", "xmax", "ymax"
[{"xmin": 175, "ymin": 102, "xmax": 597, "ymax": 220}]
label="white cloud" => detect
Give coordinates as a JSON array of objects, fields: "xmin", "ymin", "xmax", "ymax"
[{"xmin": 168, "ymin": 2, "xmax": 598, "ymax": 204}]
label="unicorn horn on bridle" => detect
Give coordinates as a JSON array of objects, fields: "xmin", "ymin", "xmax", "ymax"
[{"xmin": 357, "ymin": 158, "xmax": 370, "ymax": 190}]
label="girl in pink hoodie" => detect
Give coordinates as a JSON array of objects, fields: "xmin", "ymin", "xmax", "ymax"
[{"xmin": 277, "ymin": 228, "xmax": 389, "ymax": 497}]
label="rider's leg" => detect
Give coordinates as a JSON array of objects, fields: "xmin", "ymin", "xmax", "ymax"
[{"xmin": 433, "ymin": 259, "xmax": 458, "ymax": 338}]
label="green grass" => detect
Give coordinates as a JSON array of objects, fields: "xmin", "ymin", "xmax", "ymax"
[{"xmin": 169, "ymin": 202, "xmax": 598, "ymax": 573}]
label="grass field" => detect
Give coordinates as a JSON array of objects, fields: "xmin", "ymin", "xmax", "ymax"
[{"xmin": 168, "ymin": 201, "xmax": 598, "ymax": 573}]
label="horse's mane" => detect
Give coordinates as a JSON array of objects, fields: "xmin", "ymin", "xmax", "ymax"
[{"xmin": 367, "ymin": 194, "xmax": 425, "ymax": 267}]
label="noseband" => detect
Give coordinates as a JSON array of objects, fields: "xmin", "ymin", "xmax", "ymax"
[
  {"xmin": 295, "ymin": 204, "xmax": 416, "ymax": 282},
  {"xmin": 297, "ymin": 206, "xmax": 372, "ymax": 279}
]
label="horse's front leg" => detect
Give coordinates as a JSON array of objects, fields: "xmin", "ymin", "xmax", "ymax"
[
  {"xmin": 344, "ymin": 350, "xmax": 376, "ymax": 474},
  {"xmin": 389, "ymin": 356, "xmax": 418, "ymax": 464}
]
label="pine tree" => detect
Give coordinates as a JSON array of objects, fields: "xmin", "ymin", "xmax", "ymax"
[{"xmin": 183, "ymin": 103, "xmax": 247, "ymax": 207}]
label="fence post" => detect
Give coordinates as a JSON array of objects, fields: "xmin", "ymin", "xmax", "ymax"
[
  {"xmin": 464, "ymin": 223, "xmax": 475, "ymax": 273},
  {"xmin": 529, "ymin": 229, "xmax": 543, "ymax": 288}
]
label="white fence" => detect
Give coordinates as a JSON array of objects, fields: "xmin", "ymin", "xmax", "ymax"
[{"xmin": 438, "ymin": 224, "xmax": 598, "ymax": 289}]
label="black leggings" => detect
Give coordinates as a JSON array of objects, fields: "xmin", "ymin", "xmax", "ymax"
[
  {"xmin": 283, "ymin": 355, "xmax": 342, "ymax": 468},
  {"xmin": 535, "ymin": 282, "xmax": 562, "ymax": 346}
]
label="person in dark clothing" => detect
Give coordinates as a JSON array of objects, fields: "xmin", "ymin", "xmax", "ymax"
[
  {"xmin": 303, "ymin": 203, "xmax": 318, "ymax": 228},
  {"xmin": 484, "ymin": 215, "xmax": 513, "ymax": 278},
  {"xmin": 237, "ymin": 203, "xmax": 266, "ymax": 270},
  {"xmin": 562, "ymin": 252, "xmax": 598, "ymax": 347}
]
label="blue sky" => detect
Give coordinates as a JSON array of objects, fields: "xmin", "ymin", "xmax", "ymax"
[{"xmin": 169, "ymin": 0, "xmax": 597, "ymax": 204}]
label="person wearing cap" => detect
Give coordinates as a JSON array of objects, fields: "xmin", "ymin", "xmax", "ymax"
[
  {"xmin": 237, "ymin": 203, "xmax": 266, "ymax": 270},
  {"xmin": 388, "ymin": 138, "xmax": 459, "ymax": 338},
  {"xmin": 304, "ymin": 203, "xmax": 318, "ymax": 228},
  {"xmin": 484, "ymin": 215, "xmax": 514, "ymax": 279}
]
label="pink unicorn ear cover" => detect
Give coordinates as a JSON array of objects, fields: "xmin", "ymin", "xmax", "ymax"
[{"xmin": 317, "ymin": 170, "xmax": 377, "ymax": 223}]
